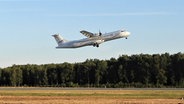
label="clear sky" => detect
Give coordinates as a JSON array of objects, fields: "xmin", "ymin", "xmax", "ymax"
[{"xmin": 0, "ymin": 0, "xmax": 184, "ymax": 68}]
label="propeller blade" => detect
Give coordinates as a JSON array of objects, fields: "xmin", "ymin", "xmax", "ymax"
[{"xmin": 99, "ymin": 30, "xmax": 102, "ymax": 36}]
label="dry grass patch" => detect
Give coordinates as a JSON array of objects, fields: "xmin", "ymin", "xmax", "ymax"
[
  {"xmin": 0, "ymin": 96, "xmax": 184, "ymax": 104},
  {"xmin": 0, "ymin": 89, "xmax": 184, "ymax": 104}
]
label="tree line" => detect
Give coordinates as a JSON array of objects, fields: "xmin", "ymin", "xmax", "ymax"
[{"xmin": 0, "ymin": 52, "xmax": 184, "ymax": 87}]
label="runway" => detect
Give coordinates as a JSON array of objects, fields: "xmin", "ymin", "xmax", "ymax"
[{"xmin": 0, "ymin": 87, "xmax": 183, "ymax": 90}]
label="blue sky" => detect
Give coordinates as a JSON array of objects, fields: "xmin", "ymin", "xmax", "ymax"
[{"xmin": 0, "ymin": 0, "xmax": 184, "ymax": 67}]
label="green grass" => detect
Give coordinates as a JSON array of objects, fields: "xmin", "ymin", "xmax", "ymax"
[{"xmin": 0, "ymin": 89, "xmax": 184, "ymax": 99}]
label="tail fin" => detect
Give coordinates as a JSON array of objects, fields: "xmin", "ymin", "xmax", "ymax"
[{"xmin": 52, "ymin": 34, "xmax": 67, "ymax": 45}]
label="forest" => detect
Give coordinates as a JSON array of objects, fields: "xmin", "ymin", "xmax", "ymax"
[{"xmin": 0, "ymin": 52, "xmax": 184, "ymax": 88}]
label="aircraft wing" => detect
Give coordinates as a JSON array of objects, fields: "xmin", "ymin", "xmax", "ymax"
[{"xmin": 80, "ymin": 30, "xmax": 95, "ymax": 38}]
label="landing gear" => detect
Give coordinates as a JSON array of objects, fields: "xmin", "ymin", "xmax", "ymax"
[
  {"xmin": 125, "ymin": 37, "xmax": 127, "ymax": 39},
  {"xmin": 93, "ymin": 43, "xmax": 99, "ymax": 47}
]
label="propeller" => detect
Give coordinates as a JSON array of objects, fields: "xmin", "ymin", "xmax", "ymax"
[{"xmin": 99, "ymin": 30, "xmax": 102, "ymax": 36}]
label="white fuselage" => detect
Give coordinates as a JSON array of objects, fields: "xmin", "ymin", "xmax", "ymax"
[{"xmin": 56, "ymin": 30, "xmax": 130, "ymax": 48}]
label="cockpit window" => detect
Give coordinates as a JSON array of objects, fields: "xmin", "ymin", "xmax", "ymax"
[{"xmin": 121, "ymin": 30, "xmax": 124, "ymax": 32}]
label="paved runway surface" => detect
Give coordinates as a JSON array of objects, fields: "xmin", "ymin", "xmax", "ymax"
[{"xmin": 0, "ymin": 87, "xmax": 184, "ymax": 90}]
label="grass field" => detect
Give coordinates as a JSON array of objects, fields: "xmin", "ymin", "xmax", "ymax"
[{"xmin": 0, "ymin": 88, "xmax": 184, "ymax": 104}]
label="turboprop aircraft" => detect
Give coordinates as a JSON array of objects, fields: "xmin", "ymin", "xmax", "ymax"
[{"xmin": 52, "ymin": 29, "xmax": 130, "ymax": 48}]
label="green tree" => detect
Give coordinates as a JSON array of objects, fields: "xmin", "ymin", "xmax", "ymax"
[
  {"xmin": 107, "ymin": 58, "xmax": 119, "ymax": 84},
  {"xmin": 0, "ymin": 68, "xmax": 2, "ymax": 85},
  {"xmin": 171, "ymin": 53, "xmax": 184, "ymax": 87},
  {"xmin": 47, "ymin": 64, "xmax": 58, "ymax": 86},
  {"xmin": 74, "ymin": 63, "xmax": 90, "ymax": 85},
  {"xmin": 94, "ymin": 60, "xmax": 107, "ymax": 86},
  {"xmin": 1, "ymin": 68, "xmax": 11, "ymax": 86},
  {"xmin": 156, "ymin": 68, "xmax": 167, "ymax": 86},
  {"xmin": 57, "ymin": 63, "xmax": 73, "ymax": 86},
  {"xmin": 9, "ymin": 65, "xmax": 23, "ymax": 86},
  {"xmin": 117, "ymin": 55, "xmax": 129, "ymax": 83}
]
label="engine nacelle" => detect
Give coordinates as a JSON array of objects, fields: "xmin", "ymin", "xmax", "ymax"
[{"xmin": 96, "ymin": 39, "xmax": 104, "ymax": 44}]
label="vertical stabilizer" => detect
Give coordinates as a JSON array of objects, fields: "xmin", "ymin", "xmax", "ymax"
[{"xmin": 52, "ymin": 34, "xmax": 66, "ymax": 45}]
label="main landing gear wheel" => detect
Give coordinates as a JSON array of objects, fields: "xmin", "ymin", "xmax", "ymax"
[{"xmin": 93, "ymin": 43, "xmax": 99, "ymax": 47}]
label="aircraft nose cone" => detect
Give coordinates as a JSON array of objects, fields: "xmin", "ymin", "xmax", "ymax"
[{"xmin": 126, "ymin": 31, "xmax": 130, "ymax": 36}]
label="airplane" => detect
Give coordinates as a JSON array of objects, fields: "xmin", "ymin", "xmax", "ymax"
[{"xmin": 52, "ymin": 29, "xmax": 130, "ymax": 48}]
